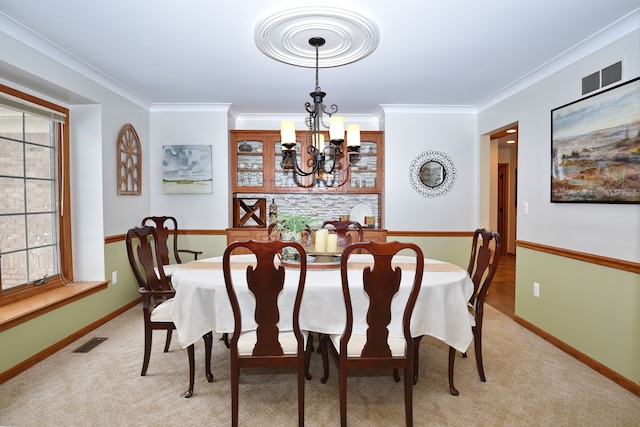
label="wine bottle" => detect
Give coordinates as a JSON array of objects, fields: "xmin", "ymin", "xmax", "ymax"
[{"xmin": 268, "ymin": 198, "xmax": 278, "ymax": 224}]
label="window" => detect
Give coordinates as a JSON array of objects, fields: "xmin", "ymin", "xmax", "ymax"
[{"xmin": 0, "ymin": 84, "xmax": 71, "ymax": 302}]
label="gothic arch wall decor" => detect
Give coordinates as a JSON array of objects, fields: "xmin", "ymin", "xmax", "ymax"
[
  {"xmin": 117, "ymin": 123, "xmax": 141, "ymax": 195},
  {"xmin": 409, "ymin": 150, "xmax": 457, "ymax": 198}
]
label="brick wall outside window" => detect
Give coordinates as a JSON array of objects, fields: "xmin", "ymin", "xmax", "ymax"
[{"xmin": 1, "ymin": 118, "xmax": 57, "ymax": 290}]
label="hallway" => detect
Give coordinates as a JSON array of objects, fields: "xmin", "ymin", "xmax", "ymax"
[{"xmin": 486, "ymin": 253, "xmax": 515, "ymax": 318}]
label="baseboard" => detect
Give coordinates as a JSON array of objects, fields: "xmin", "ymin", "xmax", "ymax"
[
  {"xmin": 513, "ymin": 315, "xmax": 640, "ymax": 397},
  {"xmin": 0, "ymin": 298, "xmax": 140, "ymax": 385}
]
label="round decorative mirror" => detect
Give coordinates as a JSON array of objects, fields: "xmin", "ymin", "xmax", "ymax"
[
  {"xmin": 410, "ymin": 151, "xmax": 456, "ymax": 198},
  {"xmin": 419, "ymin": 160, "xmax": 446, "ymax": 188}
]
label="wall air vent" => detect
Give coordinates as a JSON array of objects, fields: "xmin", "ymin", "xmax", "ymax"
[
  {"xmin": 582, "ymin": 61, "xmax": 623, "ymax": 95},
  {"xmin": 582, "ymin": 72, "xmax": 600, "ymax": 95},
  {"xmin": 601, "ymin": 61, "xmax": 622, "ymax": 87}
]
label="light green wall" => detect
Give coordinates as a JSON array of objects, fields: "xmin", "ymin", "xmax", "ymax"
[
  {"xmin": 515, "ymin": 247, "xmax": 640, "ymax": 384},
  {"xmin": 389, "ymin": 234, "xmax": 472, "ymax": 268},
  {"xmin": 0, "ymin": 290, "xmax": 116, "ymax": 372},
  {"xmin": 173, "ymin": 234, "xmax": 230, "ymax": 260}
]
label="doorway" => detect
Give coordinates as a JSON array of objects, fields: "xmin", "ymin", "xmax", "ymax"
[
  {"xmin": 487, "ymin": 124, "xmax": 518, "ymax": 317},
  {"xmin": 490, "ymin": 124, "xmax": 518, "ymax": 254},
  {"xmin": 498, "ymin": 163, "xmax": 509, "ymax": 255}
]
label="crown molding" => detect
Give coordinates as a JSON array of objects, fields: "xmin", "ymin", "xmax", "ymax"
[
  {"xmin": 234, "ymin": 111, "xmax": 379, "ymax": 125},
  {"xmin": 149, "ymin": 103, "xmax": 232, "ymax": 112},
  {"xmin": 379, "ymin": 104, "xmax": 477, "ymax": 114},
  {"xmin": 0, "ymin": 13, "xmax": 151, "ymax": 110},
  {"xmin": 477, "ymin": 7, "xmax": 640, "ymax": 112}
]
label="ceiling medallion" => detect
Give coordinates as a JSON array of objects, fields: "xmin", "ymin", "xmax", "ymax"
[{"xmin": 255, "ymin": 6, "xmax": 379, "ymax": 68}]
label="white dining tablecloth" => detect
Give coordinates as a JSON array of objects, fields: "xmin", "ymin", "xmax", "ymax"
[{"xmin": 170, "ymin": 254, "xmax": 474, "ymax": 353}]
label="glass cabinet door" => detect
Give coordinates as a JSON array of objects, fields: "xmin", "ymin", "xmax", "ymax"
[
  {"xmin": 349, "ymin": 139, "xmax": 378, "ymax": 190},
  {"xmin": 273, "ymin": 139, "xmax": 307, "ymax": 189},
  {"xmin": 235, "ymin": 139, "xmax": 264, "ymax": 189}
]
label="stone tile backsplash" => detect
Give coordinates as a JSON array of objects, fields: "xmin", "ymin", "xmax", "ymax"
[{"xmin": 240, "ymin": 193, "xmax": 380, "ymax": 228}]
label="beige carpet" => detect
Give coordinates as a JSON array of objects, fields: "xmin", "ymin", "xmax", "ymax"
[{"xmin": 1, "ymin": 304, "xmax": 638, "ymax": 426}]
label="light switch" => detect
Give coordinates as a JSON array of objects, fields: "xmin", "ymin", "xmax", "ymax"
[{"xmin": 522, "ymin": 202, "xmax": 529, "ymax": 215}]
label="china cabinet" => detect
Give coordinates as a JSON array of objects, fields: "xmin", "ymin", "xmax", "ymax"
[
  {"xmin": 228, "ymin": 130, "xmax": 386, "ymax": 245},
  {"xmin": 230, "ymin": 130, "xmax": 383, "ymax": 194},
  {"xmin": 230, "ymin": 131, "xmax": 306, "ymax": 192}
]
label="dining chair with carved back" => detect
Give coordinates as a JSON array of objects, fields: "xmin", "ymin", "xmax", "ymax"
[
  {"xmin": 319, "ymin": 240, "xmax": 424, "ymax": 427},
  {"xmin": 126, "ymin": 225, "xmax": 213, "ymax": 398},
  {"xmin": 223, "ymin": 239, "xmax": 313, "ymax": 426},
  {"xmin": 320, "ymin": 220, "xmax": 364, "ymax": 249},
  {"xmin": 447, "ymin": 228, "xmax": 502, "ymax": 395},
  {"xmin": 141, "ymin": 216, "xmax": 202, "ymax": 278},
  {"xmin": 312, "ymin": 219, "xmax": 367, "ymax": 354}
]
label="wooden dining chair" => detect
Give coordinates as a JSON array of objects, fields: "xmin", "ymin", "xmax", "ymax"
[
  {"xmin": 307, "ymin": 220, "xmax": 365, "ymax": 351},
  {"xmin": 319, "ymin": 241, "xmax": 424, "ymax": 427},
  {"xmin": 141, "ymin": 216, "xmax": 202, "ymax": 277},
  {"xmin": 448, "ymin": 228, "xmax": 502, "ymax": 395},
  {"xmin": 320, "ymin": 220, "xmax": 364, "ymax": 249},
  {"xmin": 126, "ymin": 226, "xmax": 213, "ymax": 398},
  {"xmin": 223, "ymin": 240, "xmax": 313, "ymax": 427}
]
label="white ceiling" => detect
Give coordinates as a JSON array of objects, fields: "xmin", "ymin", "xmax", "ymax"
[{"xmin": 0, "ymin": 1, "xmax": 639, "ymax": 115}]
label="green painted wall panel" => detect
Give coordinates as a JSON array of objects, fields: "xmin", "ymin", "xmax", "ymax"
[
  {"xmin": 0, "ymin": 289, "xmax": 120, "ymax": 372},
  {"xmin": 515, "ymin": 247, "xmax": 640, "ymax": 384},
  {"xmin": 390, "ymin": 235, "xmax": 472, "ymax": 268}
]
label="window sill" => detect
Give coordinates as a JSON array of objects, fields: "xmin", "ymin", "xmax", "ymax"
[{"xmin": 0, "ymin": 281, "xmax": 108, "ymax": 333}]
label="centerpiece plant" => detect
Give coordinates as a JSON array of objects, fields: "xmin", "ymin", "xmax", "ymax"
[
  {"xmin": 271, "ymin": 211, "xmax": 320, "ymax": 234},
  {"xmin": 270, "ymin": 211, "xmax": 321, "ymax": 260}
]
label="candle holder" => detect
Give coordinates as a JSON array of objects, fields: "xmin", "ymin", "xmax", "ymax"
[{"xmin": 307, "ymin": 241, "xmax": 343, "ymax": 263}]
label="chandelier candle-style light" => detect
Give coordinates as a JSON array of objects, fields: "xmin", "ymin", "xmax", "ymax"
[{"xmin": 280, "ymin": 37, "xmax": 360, "ymax": 185}]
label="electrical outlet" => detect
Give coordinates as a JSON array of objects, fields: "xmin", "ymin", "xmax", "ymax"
[
  {"xmin": 112, "ymin": 271, "xmax": 118, "ymax": 284},
  {"xmin": 533, "ymin": 282, "xmax": 540, "ymax": 297}
]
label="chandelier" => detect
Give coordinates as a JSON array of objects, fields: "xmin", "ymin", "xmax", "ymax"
[{"xmin": 280, "ymin": 37, "xmax": 360, "ymax": 186}]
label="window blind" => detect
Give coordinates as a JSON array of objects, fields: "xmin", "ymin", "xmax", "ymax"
[{"xmin": 0, "ymin": 92, "xmax": 67, "ymax": 123}]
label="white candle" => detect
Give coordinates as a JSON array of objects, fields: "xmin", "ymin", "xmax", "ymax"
[
  {"xmin": 315, "ymin": 229, "xmax": 328, "ymax": 252},
  {"xmin": 329, "ymin": 116, "xmax": 344, "ymax": 141},
  {"xmin": 280, "ymin": 120, "xmax": 296, "ymax": 150},
  {"xmin": 347, "ymin": 124, "xmax": 360, "ymax": 148},
  {"xmin": 327, "ymin": 233, "xmax": 338, "ymax": 253},
  {"xmin": 312, "ymin": 133, "xmax": 325, "ymax": 151}
]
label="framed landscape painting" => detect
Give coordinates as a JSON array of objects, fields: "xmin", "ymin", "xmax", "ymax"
[
  {"xmin": 162, "ymin": 145, "xmax": 212, "ymax": 194},
  {"xmin": 551, "ymin": 76, "xmax": 640, "ymax": 203}
]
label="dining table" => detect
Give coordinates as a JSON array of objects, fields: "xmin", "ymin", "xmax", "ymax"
[{"xmin": 170, "ymin": 253, "xmax": 474, "ymax": 354}]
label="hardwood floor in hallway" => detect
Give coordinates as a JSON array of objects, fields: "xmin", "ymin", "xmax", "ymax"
[{"xmin": 486, "ymin": 253, "xmax": 515, "ymax": 318}]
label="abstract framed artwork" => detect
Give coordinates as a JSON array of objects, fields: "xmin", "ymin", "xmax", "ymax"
[
  {"xmin": 162, "ymin": 145, "xmax": 212, "ymax": 194},
  {"xmin": 551, "ymin": 76, "xmax": 640, "ymax": 203}
]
